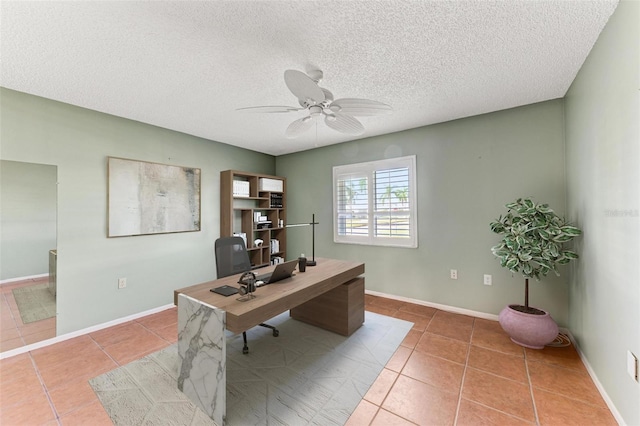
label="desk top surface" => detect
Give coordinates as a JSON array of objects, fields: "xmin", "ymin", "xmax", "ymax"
[{"xmin": 174, "ymin": 258, "xmax": 364, "ymax": 332}]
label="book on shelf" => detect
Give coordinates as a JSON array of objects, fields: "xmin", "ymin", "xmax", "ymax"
[
  {"xmin": 270, "ymin": 193, "xmax": 283, "ymax": 208},
  {"xmin": 233, "ymin": 180, "xmax": 250, "ymax": 197}
]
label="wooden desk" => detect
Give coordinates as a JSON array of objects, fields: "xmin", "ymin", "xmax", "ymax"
[
  {"xmin": 175, "ymin": 257, "xmax": 364, "ymax": 425},
  {"xmin": 175, "ymin": 257, "xmax": 365, "ymax": 335}
]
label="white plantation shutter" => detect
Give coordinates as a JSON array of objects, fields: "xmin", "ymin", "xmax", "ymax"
[{"xmin": 333, "ymin": 156, "xmax": 417, "ymax": 248}]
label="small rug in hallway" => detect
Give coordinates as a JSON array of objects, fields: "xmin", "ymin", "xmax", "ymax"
[
  {"xmin": 89, "ymin": 311, "xmax": 413, "ymax": 425},
  {"xmin": 11, "ymin": 283, "xmax": 56, "ymax": 324}
]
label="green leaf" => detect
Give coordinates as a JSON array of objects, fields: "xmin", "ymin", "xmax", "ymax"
[
  {"xmin": 490, "ymin": 222, "xmax": 505, "ymax": 233},
  {"xmin": 561, "ymin": 225, "xmax": 582, "ymax": 236},
  {"xmin": 518, "ymin": 252, "xmax": 533, "ymax": 262},
  {"xmin": 538, "ymin": 229, "xmax": 550, "ymax": 240},
  {"xmin": 553, "ymin": 234, "xmax": 573, "ymax": 243},
  {"xmin": 506, "ymin": 257, "xmax": 519, "ymax": 270},
  {"xmin": 562, "ymin": 250, "xmax": 579, "ymax": 259},
  {"xmin": 505, "ymin": 202, "xmax": 519, "ymax": 210},
  {"xmin": 493, "ymin": 250, "xmax": 510, "ymax": 258},
  {"xmin": 523, "ymin": 199, "xmax": 535, "ymax": 209},
  {"xmin": 536, "ymin": 204, "xmax": 553, "ymax": 214}
]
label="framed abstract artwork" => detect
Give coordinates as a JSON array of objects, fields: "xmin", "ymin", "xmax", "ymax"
[{"xmin": 108, "ymin": 157, "xmax": 201, "ymax": 237}]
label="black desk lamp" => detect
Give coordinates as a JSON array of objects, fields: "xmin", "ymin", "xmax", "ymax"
[{"xmin": 285, "ymin": 213, "xmax": 319, "ymax": 266}]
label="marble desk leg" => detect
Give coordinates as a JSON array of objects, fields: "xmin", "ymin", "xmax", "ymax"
[{"xmin": 177, "ymin": 294, "xmax": 226, "ymax": 425}]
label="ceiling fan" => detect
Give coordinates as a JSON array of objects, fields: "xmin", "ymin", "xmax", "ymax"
[{"xmin": 237, "ymin": 69, "xmax": 392, "ymax": 138}]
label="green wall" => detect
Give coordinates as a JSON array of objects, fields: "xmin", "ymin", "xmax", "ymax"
[
  {"xmin": 277, "ymin": 99, "xmax": 570, "ymax": 325},
  {"xmin": 0, "ymin": 160, "xmax": 57, "ymax": 280},
  {"xmin": 0, "ymin": 88, "xmax": 275, "ymax": 335},
  {"xmin": 565, "ymin": 1, "xmax": 640, "ymax": 424}
]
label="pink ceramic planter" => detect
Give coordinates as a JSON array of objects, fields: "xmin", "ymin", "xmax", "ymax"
[{"xmin": 498, "ymin": 304, "xmax": 559, "ymax": 349}]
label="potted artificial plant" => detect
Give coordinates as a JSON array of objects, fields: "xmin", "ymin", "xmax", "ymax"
[{"xmin": 490, "ymin": 198, "xmax": 582, "ymax": 349}]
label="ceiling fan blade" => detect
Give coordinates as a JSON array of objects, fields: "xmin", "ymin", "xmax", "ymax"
[
  {"xmin": 285, "ymin": 116, "xmax": 315, "ymax": 138},
  {"xmin": 324, "ymin": 113, "xmax": 365, "ymax": 135},
  {"xmin": 236, "ymin": 105, "xmax": 302, "ymax": 113},
  {"xmin": 329, "ymin": 98, "xmax": 393, "ymax": 116},
  {"xmin": 284, "ymin": 70, "xmax": 325, "ymax": 105}
]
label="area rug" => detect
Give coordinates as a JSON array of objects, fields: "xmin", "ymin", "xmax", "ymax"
[
  {"xmin": 89, "ymin": 311, "xmax": 413, "ymax": 426},
  {"xmin": 11, "ymin": 283, "xmax": 56, "ymax": 324}
]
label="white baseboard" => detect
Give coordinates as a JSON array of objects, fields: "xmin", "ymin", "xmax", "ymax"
[
  {"xmin": 563, "ymin": 332, "xmax": 626, "ymax": 425},
  {"xmin": 365, "ymin": 289, "xmax": 624, "ymax": 425},
  {"xmin": 0, "ymin": 303, "xmax": 175, "ymax": 360},
  {"xmin": 0, "ymin": 274, "xmax": 49, "ymax": 285},
  {"xmin": 365, "ymin": 289, "xmax": 500, "ymax": 321}
]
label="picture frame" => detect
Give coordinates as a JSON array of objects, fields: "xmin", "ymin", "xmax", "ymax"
[{"xmin": 107, "ymin": 157, "xmax": 201, "ymax": 237}]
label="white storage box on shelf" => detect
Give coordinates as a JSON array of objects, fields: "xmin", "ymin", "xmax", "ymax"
[
  {"xmin": 233, "ymin": 180, "xmax": 250, "ymax": 197},
  {"xmin": 259, "ymin": 178, "xmax": 283, "ymax": 192}
]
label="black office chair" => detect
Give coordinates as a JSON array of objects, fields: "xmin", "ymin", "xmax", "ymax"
[{"xmin": 214, "ymin": 236, "xmax": 279, "ymax": 354}]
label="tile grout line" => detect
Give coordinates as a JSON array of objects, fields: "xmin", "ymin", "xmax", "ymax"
[
  {"xmin": 452, "ymin": 317, "xmax": 474, "ymax": 425},
  {"xmin": 87, "ymin": 333, "xmax": 123, "ymax": 368},
  {"xmin": 523, "ymin": 348, "xmax": 541, "ymax": 426},
  {"xmin": 28, "ymin": 350, "xmax": 62, "ymax": 425},
  {"xmin": 135, "ymin": 316, "xmax": 178, "ymax": 344}
]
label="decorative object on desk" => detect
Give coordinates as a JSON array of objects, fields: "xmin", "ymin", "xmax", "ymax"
[
  {"xmin": 237, "ymin": 271, "xmax": 257, "ymax": 298},
  {"xmin": 89, "ymin": 311, "xmax": 413, "ymax": 426},
  {"xmin": 298, "ymin": 254, "xmax": 307, "ymax": 272},
  {"xmin": 490, "ymin": 197, "xmax": 582, "ymax": 349},
  {"xmin": 285, "ymin": 213, "xmax": 319, "ymax": 266},
  {"xmin": 107, "ymin": 157, "xmax": 201, "ymax": 237}
]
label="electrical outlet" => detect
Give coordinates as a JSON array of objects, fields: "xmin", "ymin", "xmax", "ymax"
[
  {"xmin": 483, "ymin": 274, "xmax": 492, "ymax": 285},
  {"xmin": 450, "ymin": 269, "xmax": 458, "ymax": 280},
  {"xmin": 628, "ymin": 351, "xmax": 638, "ymax": 381},
  {"xmin": 118, "ymin": 277, "xmax": 127, "ymax": 289}
]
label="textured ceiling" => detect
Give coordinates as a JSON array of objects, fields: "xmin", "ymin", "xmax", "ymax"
[{"xmin": 1, "ymin": 1, "xmax": 618, "ymax": 156}]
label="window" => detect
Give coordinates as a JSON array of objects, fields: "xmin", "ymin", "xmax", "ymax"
[{"xmin": 333, "ymin": 155, "xmax": 417, "ymax": 248}]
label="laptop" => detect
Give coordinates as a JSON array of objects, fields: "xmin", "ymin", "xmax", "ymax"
[{"xmin": 254, "ymin": 259, "xmax": 298, "ymax": 284}]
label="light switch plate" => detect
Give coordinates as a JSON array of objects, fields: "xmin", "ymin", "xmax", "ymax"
[{"xmin": 627, "ymin": 351, "xmax": 638, "ymax": 381}]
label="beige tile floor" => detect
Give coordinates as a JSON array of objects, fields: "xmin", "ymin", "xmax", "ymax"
[{"xmin": 0, "ymin": 293, "xmax": 616, "ymax": 425}]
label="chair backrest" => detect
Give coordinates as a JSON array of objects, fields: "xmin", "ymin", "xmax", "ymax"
[{"xmin": 214, "ymin": 236, "xmax": 252, "ymax": 279}]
